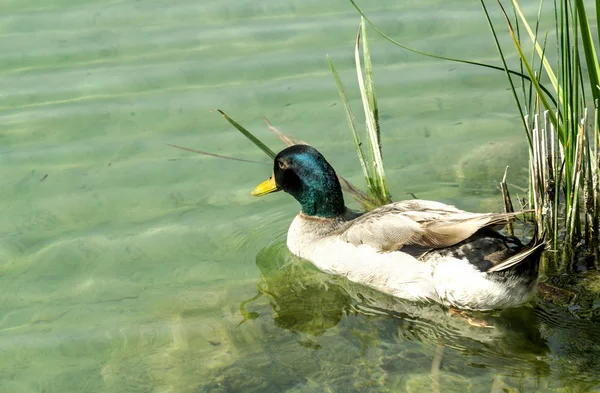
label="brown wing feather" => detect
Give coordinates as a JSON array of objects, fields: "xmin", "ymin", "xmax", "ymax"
[
  {"xmin": 340, "ymin": 200, "xmax": 529, "ymax": 252},
  {"xmin": 421, "ymin": 212, "xmax": 528, "ymax": 248}
]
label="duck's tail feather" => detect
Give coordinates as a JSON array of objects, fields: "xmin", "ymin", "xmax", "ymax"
[{"xmin": 486, "ymin": 227, "xmax": 546, "ymax": 273}]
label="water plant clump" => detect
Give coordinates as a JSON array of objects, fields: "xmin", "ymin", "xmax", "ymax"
[
  {"xmin": 483, "ymin": 0, "xmax": 599, "ymax": 264},
  {"xmin": 350, "ymin": 0, "xmax": 599, "ymax": 266}
]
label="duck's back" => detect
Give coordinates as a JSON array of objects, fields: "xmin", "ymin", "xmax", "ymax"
[{"xmin": 287, "ymin": 212, "xmax": 440, "ymax": 303}]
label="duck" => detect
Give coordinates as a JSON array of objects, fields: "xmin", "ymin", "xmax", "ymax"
[{"xmin": 251, "ymin": 144, "xmax": 545, "ymax": 311}]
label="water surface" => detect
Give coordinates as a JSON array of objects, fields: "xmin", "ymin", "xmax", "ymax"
[{"xmin": 1, "ymin": 0, "xmax": 599, "ymax": 392}]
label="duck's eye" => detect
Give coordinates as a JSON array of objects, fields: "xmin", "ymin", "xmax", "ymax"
[{"xmin": 277, "ymin": 160, "xmax": 289, "ymax": 170}]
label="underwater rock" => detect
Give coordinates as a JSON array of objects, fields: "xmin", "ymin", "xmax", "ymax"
[{"xmin": 433, "ymin": 138, "xmax": 529, "ymax": 195}]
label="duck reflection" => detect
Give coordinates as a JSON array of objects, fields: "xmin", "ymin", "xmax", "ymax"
[
  {"xmin": 249, "ymin": 241, "xmax": 352, "ymax": 337},
  {"xmin": 248, "ymin": 241, "xmax": 547, "ymax": 352},
  {"xmin": 236, "ymin": 240, "xmax": 600, "ymax": 389}
]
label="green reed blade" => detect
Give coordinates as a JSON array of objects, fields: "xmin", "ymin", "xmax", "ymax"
[
  {"xmin": 166, "ymin": 144, "xmax": 268, "ymax": 165},
  {"xmin": 327, "ymin": 55, "xmax": 372, "ymax": 188},
  {"xmin": 498, "ymin": 1, "xmax": 562, "ymax": 141},
  {"xmin": 531, "ymin": 32, "xmax": 549, "ymax": 116},
  {"xmin": 355, "ymin": 23, "xmax": 390, "ymax": 203},
  {"xmin": 511, "ymin": 0, "xmax": 526, "ymax": 103},
  {"xmin": 597, "ymin": 0, "xmax": 600, "ymax": 53},
  {"xmin": 480, "ymin": 0, "xmax": 530, "ymax": 149},
  {"xmin": 217, "ymin": 110, "xmax": 277, "ymax": 159},
  {"xmin": 511, "ymin": 0, "xmax": 561, "ymax": 97},
  {"xmin": 575, "ymin": 0, "xmax": 600, "ymax": 105},
  {"xmin": 361, "ymin": 18, "xmax": 380, "ymax": 150},
  {"xmin": 338, "ymin": 175, "xmax": 380, "ymax": 210},
  {"xmin": 528, "ymin": 0, "xmax": 547, "ymax": 115}
]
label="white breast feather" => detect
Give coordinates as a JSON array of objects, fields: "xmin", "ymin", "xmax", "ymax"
[{"xmin": 287, "ymin": 215, "xmax": 439, "ymax": 303}]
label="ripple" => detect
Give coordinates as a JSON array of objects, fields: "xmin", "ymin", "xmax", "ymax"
[{"xmin": 0, "ymin": 0, "xmax": 578, "ymax": 391}]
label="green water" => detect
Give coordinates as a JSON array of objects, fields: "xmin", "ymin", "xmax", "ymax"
[{"xmin": 1, "ymin": 0, "xmax": 599, "ymax": 392}]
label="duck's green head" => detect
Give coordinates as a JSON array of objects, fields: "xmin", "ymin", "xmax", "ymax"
[{"xmin": 252, "ymin": 145, "xmax": 345, "ymax": 218}]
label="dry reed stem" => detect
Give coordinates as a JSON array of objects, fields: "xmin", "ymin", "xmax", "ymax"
[
  {"xmin": 500, "ymin": 166, "xmax": 515, "ymax": 236},
  {"xmin": 430, "ymin": 343, "xmax": 445, "ymax": 393}
]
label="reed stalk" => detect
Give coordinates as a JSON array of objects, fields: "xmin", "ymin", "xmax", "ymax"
[{"xmin": 329, "ymin": 18, "xmax": 391, "ymax": 206}]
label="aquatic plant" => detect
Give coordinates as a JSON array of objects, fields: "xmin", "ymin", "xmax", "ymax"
[
  {"xmin": 486, "ymin": 0, "xmax": 600, "ymax": 257},
  {"xmin": 327, "ymin": 21, "xmax": 391, "ymax": 207},
  {"xmin": 350, "ymin": 0, "xmax": 600, "ymax": 261}
]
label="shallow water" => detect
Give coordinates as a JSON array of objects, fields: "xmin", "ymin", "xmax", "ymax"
[{"xmin": 1, "ymin": 0, "xmax": 599, "ymax": 392}]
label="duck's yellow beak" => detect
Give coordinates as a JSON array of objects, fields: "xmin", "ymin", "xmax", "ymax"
[{"xmin": 251, "ymin": 175, "xmax": 280, "ymax": 196}]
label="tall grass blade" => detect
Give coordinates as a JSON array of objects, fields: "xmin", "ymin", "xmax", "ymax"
[
  {"xmin": 511, "ymin": 0, "xmax": 527, "ymax": 103},
  {"xmin": 327, "ymin": 55, "xmax": 372, "ymax": 187},
  {"xmin": 361, "ymin": 18, "xmax": 381, "ymax": 149},
  {"xmin": 500, "ymin": 166, "xmax": 516, "ymax": 236},
  {"xmin": 480, "ymin": 0, "xmax": 530, "ymax": 148},
  {"xmin": 511, "ymin": 0, "xmax": 561, "ymax": 96},
  {"xmin": 540, "ymin": 112, "xmax": 548, "ymax": 197},
  {"xmin": 166, "ymin": 144, "xmax": 268, "ymax": 164},
  {"xmin": 574, "ymin": 0, "xmax": 600, "ymax": 105},
  {"xmin": 217, "ymin": 110, "xmax": 276, "ymax": 159},
  {"xmin": 338, "ymin": 176, "xmax": 380, "ymax": 210},
  {"xmin": 263, "ymin": 117, "xmax": 304, "ymax": 146},
  {"xmin": 355, "ymin": 23, "xmax": 391, "ymax": 203},
  {"xmin": 527, "ymin": 1, "xmax": 548, "ymax": 116},
  {"xmin": 590, "ymin": 100, "xmax": 600, "ymax": 253},
  {"xmin": 597, "ymin": 0, "xmax": 600, "ymax": 52},
  {"xmin": 531, "ymin": 34, "xmax": 550, "ymax": 116},
  {"xmin": 497, "ymin": 2, "xmax": 561, "ymax": 134}
]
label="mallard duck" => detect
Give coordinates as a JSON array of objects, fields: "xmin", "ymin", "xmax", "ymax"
[{"xmin": 252, "ymin": 145, "xmax": 545, "ymax": 311}]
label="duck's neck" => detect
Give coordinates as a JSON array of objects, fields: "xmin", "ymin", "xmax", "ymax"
[
  {"xmin": 297, "ymin": 186, "xmax": 345, "ymax": 218},
  {"xmin": 289, "ymin": 171, "xmax": 345, "ymax": 218},
  {"xmin": 283, "ymin": 150, "xmax": 346, "ymax": 218}
]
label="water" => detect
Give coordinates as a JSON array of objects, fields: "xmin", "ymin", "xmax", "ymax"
[{"xmin": 1, "ymin": 0, "xmax": 599, "ymax": 392}]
